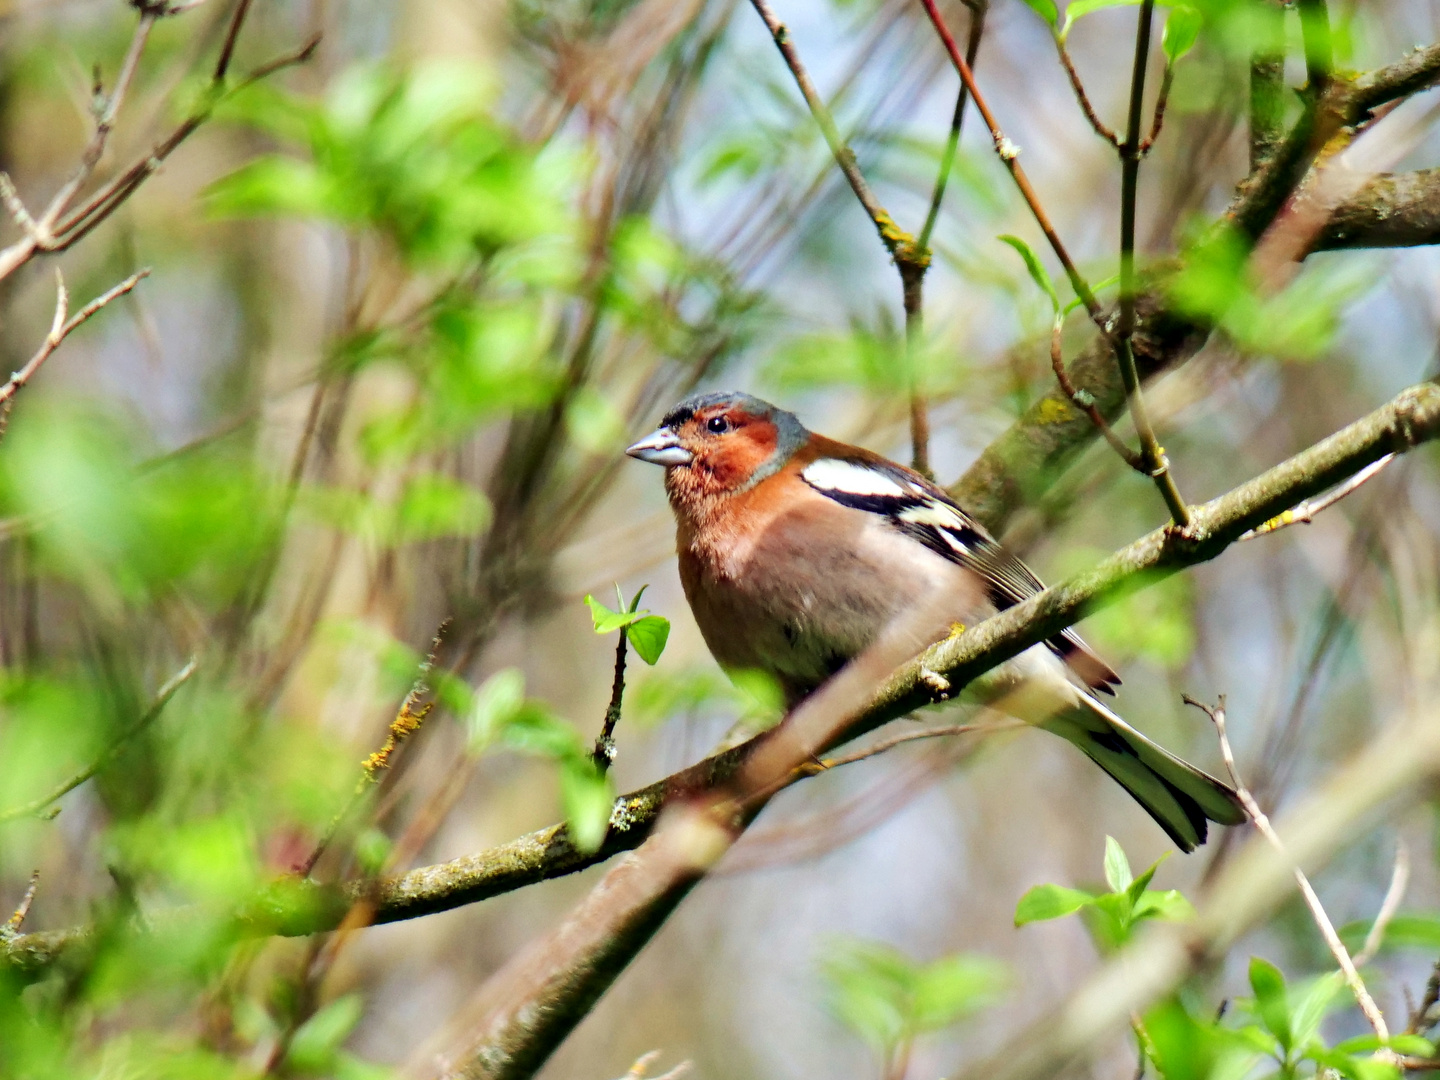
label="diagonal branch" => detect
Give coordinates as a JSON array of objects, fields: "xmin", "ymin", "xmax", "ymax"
[{"xmin": 8, "ymin": 380, "xmax": 1439, "ymax": 980}]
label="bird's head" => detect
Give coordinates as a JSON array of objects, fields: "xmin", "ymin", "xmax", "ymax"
[{"xmin": 626, "ymin": 391, "xmax": 808, "ymax": 505}]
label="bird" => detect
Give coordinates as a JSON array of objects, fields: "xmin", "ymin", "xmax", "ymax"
[{"xmin": 625, "ymin": 390, "xmax": 1246, "ymax": 851}]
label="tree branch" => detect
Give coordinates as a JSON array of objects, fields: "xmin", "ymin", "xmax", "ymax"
[{"xmin": 9, "ymin": 380, "xmax": 1439, "ymax": 979}]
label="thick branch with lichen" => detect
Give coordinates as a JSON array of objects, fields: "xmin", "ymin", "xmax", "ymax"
[{"xmin": 8, "ymin": 380, "xmax": 1438, "ymax": 979}]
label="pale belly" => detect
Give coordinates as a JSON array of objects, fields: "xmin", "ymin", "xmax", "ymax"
[{"xmin": 678, "ymin": 501, "xmax": 990, "ymax": 704}]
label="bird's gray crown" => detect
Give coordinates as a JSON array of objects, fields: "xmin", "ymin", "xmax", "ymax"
[{"xmin": 660, "ymin": 390, "xmax": 809, "ymax": 486}]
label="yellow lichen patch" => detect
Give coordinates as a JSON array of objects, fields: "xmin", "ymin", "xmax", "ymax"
[
  {"xmin": 947, "ymin": 622, "xmax": 967, "ymax": 638},
  {"xmin": 1037, "ymin": 398, "xmax": 1074, "ymax": 424},
  {"xmin": 362, "ymin": 700, "xmax": 435, "ymax": 781}
]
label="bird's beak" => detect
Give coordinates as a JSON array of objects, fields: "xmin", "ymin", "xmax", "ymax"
[{"xmin": 625, "ymin": 428, "xmax": 693, "ymax": 467}]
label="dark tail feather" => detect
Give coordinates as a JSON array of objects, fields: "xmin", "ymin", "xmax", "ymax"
[{"xmin": 1041, "ymin": 696, "xmax": 1246, "ymax": 852}]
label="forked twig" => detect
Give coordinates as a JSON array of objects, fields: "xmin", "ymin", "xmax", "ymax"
[
  {"xmin": 1240, "ymin": 454, "xmax": 1395, "ymax": 540},
  {"xmin": 1183, "ymin": 694, "xmax": 1392, "ymax": 1044},
  {"xmin": 1051, "ymin": 321, "xmax": 1144, "ymax": 471},
  {"xmin": 0, "ymin": 269, "xmax": 149, "ymax": 439}
]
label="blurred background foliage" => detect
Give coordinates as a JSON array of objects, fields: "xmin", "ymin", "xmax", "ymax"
[{"xmin": 0, "ymin": 0, "xmax": 1438, "ymax": 1078}]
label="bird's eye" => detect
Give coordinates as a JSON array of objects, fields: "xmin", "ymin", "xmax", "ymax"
[{"xmin": 707, "ymin": 416, "xmax": 729, "ymax": 434}]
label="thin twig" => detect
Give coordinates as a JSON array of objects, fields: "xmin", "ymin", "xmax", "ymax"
[
  {"xmin": 1117, "ymin": 0, "xmax": 1190, "ymax": 526},
  {"xmin": 1139, "ymin": 62, "xmax": 1174, "ymax": 155},
  {"xmin": 301, "ymin": 621, "xmax": 449, "ymax": 878},
  {"xmin": 213, "ymin": 0, "xmax": 255, "ymax": 82},
  {"xmin": 908, "ymin": 0, "xmax": 985, "ymax": 479},
  {"xmin": 1240, "ymin": 454, "xmax": 1395, "ymax": 540},
  {"xmin": 1051, "ymin": 321, "xmax": 1145, "ymax": 471},
  {"xmin": 1407, "ymin": 961, "xmax": 1440, "ymax": 1035},
  {"xmin": 1183, "ymin": 695, "xmax": 1391, "ymax": 1043},
  {"xmin": 593, "ymin": 628, "xmax": 629, "ymax": 772},
  {"xmin": 0, "ymin": 658, "xmax": 197, "ymax": 824},
  {"xmin": 797, "ymin": 719, "xmax": 1021, "ymax": 777},
  {"xmin": 918, "ymin": 0, "xmax": 987, "ymax": 250},
  {"xmin": 1354, "ymin": 840, "xmax": 1410, "ymax": 968},
  {"xmin": 1, "ymin": 873, "xmax": 40, "ymax": 940},
  {"xmin": 747, "ymin": 0, "xmax": 932, "ymax": 470},
  {"xmin": 34, "ymin": 8, "xmax": 159, "ymax": 236},
  {"xmin": 0, "ymin": 269, "xmax": 148, "ymax": 439},
  {"xmin": 1056, "ymin": 42, "xmax": 1120, "ymax": 146},
  {"xmin": 916, "ymin": 0, "xmax": 1103, "ymax": 321},
  {"xmin": 746, "ymin": 0, "xmax": 914, "ymax": 259}
]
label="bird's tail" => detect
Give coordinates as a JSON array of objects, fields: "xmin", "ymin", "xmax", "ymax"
[{"xmin": 1039, "ymin": 695, "xmax": 1247, "ymax": 852}]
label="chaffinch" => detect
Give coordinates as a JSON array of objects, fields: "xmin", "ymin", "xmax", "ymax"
[{"xmin": 626, "ymin": 390, "xmax": 1245, "ymax": 851}]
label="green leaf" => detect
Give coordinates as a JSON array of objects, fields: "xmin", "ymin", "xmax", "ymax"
[
  {"xmin": 1290, "ymin": 971, "xmax": 1345, "ymax": 1051},
  {"xmin": 286, "ymin": 994, "xmax": 365, "ymax": 1073},
  {"xmin": 1248, "ymin": 957, "xmax": 1292, "ymax": 1055},
  {"xmin": 1085, "ymin": 892, "xmax": 1135, "ymax": 952},
  {"xmin": 1162, "ymin": 5, "xmax": 1202, "ymax": 62},
  {"xmin": 625, "ymin": 615, "xmax": 670, "ymax": 665},
  {"xmin": 1126, "ymin": 853, "xmax": 1167, "ymax": 907},
  {"xmin": 1060, "ymin": 0, "xmax": 1139, "ymax": 41},
  {"xmin": 910, "ymin": 954, "xmax": 1008, "ymax": 1032},
  {"xmin": 998, "ymin": 234, "xmax": 1060, "ymax": 315},
  {"xmin": 1104, "ymin": 835, "xmax": 1133, "ymax": 894},
  {"xmin": 388, "ymin": 474, "xmax": 491, "ymax": 543},
  {"xmin": 560, "ymin": 756, "xmax": 613, "ymax": 853},
  {"xmin": 821, "ymin": 941, "xmax": 916, "ymax": 1052},
  {"xmin": 1339, "ymin": 914, "xmax": 1440, "ymax": 954},
  {"xmin": 465, "ymin": 668, "xmax": 525, "ymax": 751},
  {"xmin": 1016, "ymin": 0, "xmax": 1060, "ymax": 27},
  {"xmin": 1132, "ymin": 889, "xmax": 1196, "ymax": 923},
  {"xmin": 1014, "ymin": 884, "xmax": 1097, "ymax": 925},
  {"xmin": 584, "ymin": 594, "xmax": 650, "ymax": 634},
  {"xmin": 1387, "ymin": 1035, "xmax": 1437, "ymax": 1057},
  {"xmin": 501, "ymin": 706, "xmax": 585, "ymax": 759}
]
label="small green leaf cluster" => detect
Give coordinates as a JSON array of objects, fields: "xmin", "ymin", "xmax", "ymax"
[
  {"xmin": 1015, "ymin": 835, "xmax": 1194, "ymax": 951},
  {"xmin": 584, "ymin": 585, "xmax": 671, "ymax": 667},
  {"xmin": 1015, "ymin": 838, "xmax": 1436, "ymax": 1079},
  {"xmin": 1016, "ymin": 0, "xmax": 1203, "ymax": 61},
  {"xmin": 1169, "ymin": 227, "xmax": 1379, "ymax": 362},
  {"xmin": 821, "ymin": 938, "xmax": 1007, "ymax": 1072}
]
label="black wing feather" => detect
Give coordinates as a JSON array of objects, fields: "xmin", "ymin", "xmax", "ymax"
[{"xmin": 801, "ymin": 455, "xmax": 1120, "ymax": 694}]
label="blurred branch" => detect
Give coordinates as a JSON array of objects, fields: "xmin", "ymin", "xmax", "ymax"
[
  {"xmin": 0, "ymin": 269, "xmax": 149, "ymax": 437},
  {"xmin": 1297, "ymin": 0, "xmax": 1333, "ymax": 94},
  {"xmin": 0, "ymin": 5, "xmax": 317, "ymax": 283},
  {"xmin": 0, "ymin": 657, "xmax": 195, "ymax": 825},
  {"xmin": 1315, "ymin": 168, "xmax": 1440, "ymax": 249},
  {"xmin": 1249, "ymin": 6, "xmax": 1286, "ymax": 171},
  {"xmin": 1183, "ymin": 695, "xmax": 1390, "ymax": 1042},
  {"xmin": 950, "ymin": 695, "xmax": 1440, "ymax": 1080},
  {"xmin": 11, "ymin": 381, "xmax": 1440, "ymax": 980},
  {"xmin": 300, "ymin": 621, "xmax": 448, "ymax": 878}
]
